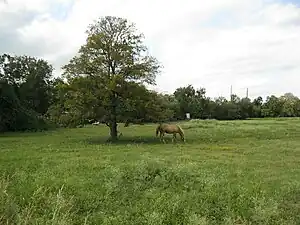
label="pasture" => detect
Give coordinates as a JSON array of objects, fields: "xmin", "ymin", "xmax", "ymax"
[{"xmin": 1, "ymin": 118, "xmax": 300, "ymax": 224}]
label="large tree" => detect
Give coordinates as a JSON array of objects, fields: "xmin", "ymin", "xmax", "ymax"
[
  {"xmin": 47, "ymin": 77, "xmax": 174, "ymax": 128},
  {"xmin": 62, "ymin": 16, "xmax": 161, "ymax": 140}
]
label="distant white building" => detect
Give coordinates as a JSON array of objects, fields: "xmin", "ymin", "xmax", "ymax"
[{"xmin": 186, "ymin": 113, "xmax": 190, "ymax": 120}]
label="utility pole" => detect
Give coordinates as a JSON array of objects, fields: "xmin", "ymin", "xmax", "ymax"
[
  {"xmin": 230, "ymin": 85, "xmax": 233, "ymax": 101},
  {"xmin": 246, "ymin": 88, "xmax": 249, "ymax": 98}
]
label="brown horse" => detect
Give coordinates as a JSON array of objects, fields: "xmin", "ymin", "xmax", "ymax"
[{"xmin": 156, "ymin": 123, "xmax": 185, "ymax": 143}]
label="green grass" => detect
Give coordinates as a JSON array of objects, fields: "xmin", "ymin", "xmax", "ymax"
[{"xmin": 1, "ymin": 118, "xmax": 300, "ymax": 224}]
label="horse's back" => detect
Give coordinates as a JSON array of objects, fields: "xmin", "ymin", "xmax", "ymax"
[{"xmin": 161, "ymin": 123, "xmax": 181, "ymax": 132}]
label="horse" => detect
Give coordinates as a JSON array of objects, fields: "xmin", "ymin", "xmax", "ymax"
[{"xmin": 156, "ymin": 123, "xmax": 185, "ymax": 143}]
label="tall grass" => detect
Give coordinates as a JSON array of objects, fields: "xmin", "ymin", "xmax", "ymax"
[
  {"xmin": 0, "ymin": 174, "xmax": 82, "ymax": 224},
  {"xmin": 1, "ymin": 119, "xmax": 300, "ymax": 224}
]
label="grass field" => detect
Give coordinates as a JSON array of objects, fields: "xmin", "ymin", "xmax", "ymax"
[{"xmin": 1, "ymin": 118, "xmax": 300, "ymax": 224}]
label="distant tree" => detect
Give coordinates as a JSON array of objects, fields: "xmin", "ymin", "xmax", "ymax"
[
  {"xmin": 238, "ymin": 97, "xmax": 253, "ymax": 119},
  {"xmin": 262, "ymin": 95, "xmax": 282, "ymax": 117},
  {"xmin": 204, "ymin": 98, "xmax": 217, "ymax": 119},
  {"xmin": 252, "ymin": 96, "xmax": 263, "ymax": 118},
  {"xmin": 253, "ymin": 96, "xmax": 263, "ymax": 106},
  {"xmin": 0, "ymin": 79, "xmax": 48, "ymax": 132},
  {"xmin": 163, "ymin": 94, "xmax": 180, "ymax": 120},
  {"xmin": 174, "ymin": 85, "xmax": 196, "ymax": 119},
  {"xmin": 0, "ymin": 54, "xmax": 54, "ymax": 131},
  {"xmin": 173, "ymin": 85, "xmax": 210, "ymax": 119},
  {"xmin": 212, "ymin": 96, "xmax": 243, "ymax": 120},
  {"xmin": 0, "ymin": 79, "xmax": 20, "ymax": 131},
  {"xmin": 279, "ymin": 93, "xmax": 300, "ymax": 117},
  {"xmin": 62, "ymin": 16, "xmax": 161, "ymax": 140},
  {"xmin": 143, "ymin": 91, "xmax": 175, "ymax": 123},
  {"xmin": 230, "ymin": 94, "xmax": 240, "ymax": 104},
  {"xmin": 0, "ymin": 54, "xmax": 54, "ymax": 115}
]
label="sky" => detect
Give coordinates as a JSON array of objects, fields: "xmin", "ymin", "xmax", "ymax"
[{"xmin": 0, "ymin": 0, "xmax": 300, "ymax": 100}]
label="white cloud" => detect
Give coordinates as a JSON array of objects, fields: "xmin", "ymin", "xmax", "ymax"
[{"xmin": 1, "ymin": 0, "xmax": 300, "ymax": 100}]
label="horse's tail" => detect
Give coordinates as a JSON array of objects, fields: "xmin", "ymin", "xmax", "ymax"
[{"xmin": 177, "ymin": 125, "xmax": 185, "ymax": 141}]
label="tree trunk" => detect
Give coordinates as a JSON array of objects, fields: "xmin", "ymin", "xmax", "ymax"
[
  {"xmin": 109, "ymin": 120, "xmax": 118, "ymax": 141},
  {"xmin": 109, "ymin": 92, "xmax": 118, "ymax": 141}
]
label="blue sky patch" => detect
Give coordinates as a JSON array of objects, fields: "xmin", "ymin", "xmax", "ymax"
[
  {"xmin": 50, "ymin": 0, "xmax": 75, "ymax": 21},
  {"xmin": 200, "ymin": 10, "xmax": 240, "ymax": 29},
  {"xmin": 276, "ymin": 0, "xmax": 300, "ymax": 6}
]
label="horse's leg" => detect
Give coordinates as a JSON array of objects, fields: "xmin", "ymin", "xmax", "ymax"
[
  {"xmin": 172, "ymin": 133, "xmax": 176, "ymax": 143},
  {"xmin": 159, "ymin": 131, "xmax": 164, "ymax": 143},
  {"xmin": 163, "ymin": 134, "xmax": 166, "ymax": 144},
  {"xmin": 161, "ymin": 132, "xmax": 166, "ymax": 143}
]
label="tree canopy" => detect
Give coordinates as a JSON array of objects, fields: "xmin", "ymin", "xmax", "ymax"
[
  {"xmin": 0, "ymin": 54, "xmax": 54, "ymax": 132},
  {"xmin": 61, "ymin": 16, "xmax": 161, "ymax": 140}
]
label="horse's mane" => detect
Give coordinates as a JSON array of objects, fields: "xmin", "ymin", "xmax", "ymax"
[{"xmin": 177, "ymin": 125, "xmax": 184, "ymax": 135}]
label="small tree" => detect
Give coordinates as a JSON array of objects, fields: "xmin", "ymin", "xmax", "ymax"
[{"xmin": 62, "ymin": 16, "xmax": 161, "ymax": 141}]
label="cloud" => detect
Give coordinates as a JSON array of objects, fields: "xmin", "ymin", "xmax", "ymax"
[{"xmin": 1, "ymin": 0, "xmax": 300, "ymax": 100}]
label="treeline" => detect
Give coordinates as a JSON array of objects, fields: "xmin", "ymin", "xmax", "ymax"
[
  {"xmin": 1, "ymin": 53, "xmax": 299, "ymax": 133},
  {"xmin": 1, "ymin": 16, "xmax": 300, "ymax": 137}
]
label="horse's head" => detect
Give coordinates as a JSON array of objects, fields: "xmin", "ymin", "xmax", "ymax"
[{"xmin": 181, "ymin": 136, "xmax": 185, "ymax": 142}]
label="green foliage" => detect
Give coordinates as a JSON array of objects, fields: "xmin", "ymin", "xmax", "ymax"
[
  {"xmin": 2, "ymin": 49, "xmax": 300, "ymax": 133},
  {"xmin": 173, "ymin": 85, "xmax": 211, "ymax": 120},
  {"xmin": 2, "ymin": 17, "xmax": 300, "ymax": 134},
  {"xmin": 0, "ymin": 54, "xmax": 54, "ymax": 114},
  {"xmin": 1, "ymin": 119, "xmax": 300, "ymax": 224},
  {"xmin": 47, "ymin": 77, "xmax": 174, "ymax": 127},
  {"xmin": 0, "ymin": 54, "xmax": 55, "ymax": 132},
  {"xmin": 0, "ymin": 79, "xmax": 20, "ymax": 131},
  {"xmin": 172, "ymin": 84, "xmax": 300, "ymax": 120},
  {"xmin": 61, "ymin": 16, "xmax": 161, "ymax": 140},
  {"xmin": 47, "ymin": 78, "xmax": 300, "ymax": 128},
  {"xmin": 0, "ymin": 79, "xmax": 50, "ymax": 132},
  {"xmin": 47, "ymin": 76, "xmax": 104, "ymax": 127}
]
